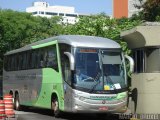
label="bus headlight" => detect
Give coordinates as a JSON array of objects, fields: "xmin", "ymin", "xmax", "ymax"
[
  {"xmin": 74, "ymin": 94, "xmax": 86, "ymax": 101},
  {"xmin": 79, "ymin": 96, "xmax": 86, "ymax": 101},
  {"xmin": 74, "ymin": 94, "xmax": 79, "ymax": 98}
]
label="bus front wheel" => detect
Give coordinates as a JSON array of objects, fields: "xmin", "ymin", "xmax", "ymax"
[{"xmin": 51, "ymin": 96, "xmax": 61, "ymax": 117}]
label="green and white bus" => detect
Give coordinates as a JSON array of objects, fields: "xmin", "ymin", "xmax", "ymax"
[{"xmin": 3, "ymin": 35, "xmax": 134, "ymax": 116}]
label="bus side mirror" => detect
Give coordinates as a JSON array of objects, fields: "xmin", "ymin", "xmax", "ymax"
[
  {"xmin": 125, "ymin": 55, "xmax": 134, "ymax": 73},
  {"xmin": 64, "ymin": 52, "xmax": 75, "ymax": 70}
]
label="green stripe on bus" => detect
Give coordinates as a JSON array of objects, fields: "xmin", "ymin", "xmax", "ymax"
[
  {"xmin": 117, "ymin": 92, "xmax": 127, "ymax": 99},
  {"xmin": 32, "ymin": 40, "xmax": 57, "ymax": 49},
  {"xmin": 34, "ymin": 68, "xmax": 64, "ymax": 110}
]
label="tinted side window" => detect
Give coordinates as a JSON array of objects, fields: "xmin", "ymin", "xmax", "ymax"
[
  {"xmin": 4, "ymin": 56, "xmax": 7, "ymax": 71},
  {"xmin": 38, "ymin": 49, "xmax": 45, "ymax": 68},
  {"xmin": 45, "ymin": 46, "xmax": 58, "ymax": 71},
  {"xmin": 4, "ymin": 45, "xmax": 58, "ymax": 71},
  {"xmin": 18, "ymin": 53, "xmax": 23, "ymax": 70},
  {"xmin": 14, "ymin": 54, "xmax": 18, "ymax": 70},
  {"xmin": 22, "ymin": 52, "xmax": 27, "ymax": 70},
  {"xmin": 31, "ymin": 51, "xmax": 36, "ymax": 69}
]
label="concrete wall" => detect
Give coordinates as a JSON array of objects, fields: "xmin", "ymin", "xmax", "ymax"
[{"xmin": 130, "ymin": 73, "xmax": 160, "ymax": 113}]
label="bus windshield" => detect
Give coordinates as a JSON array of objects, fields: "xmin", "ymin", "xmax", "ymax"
[{"xmin": 73, "ymin": 48, "xmax": 127, "ymax": 92}]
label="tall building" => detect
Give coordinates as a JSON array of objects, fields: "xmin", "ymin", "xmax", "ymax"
[
  {"xmin": 113, "ymin": 0, "xmax": 128, "ymax": 19},
  {"xmin": 113, "ymin": 0, "xmax": 146, "ymax": 18},
  {"xmin": 26, "ymin": 1, "xmax": 79, "ymax": 24}
]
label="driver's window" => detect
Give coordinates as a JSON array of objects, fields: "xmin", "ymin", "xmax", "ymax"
[
  {"xmin": 63, "ymin": 56, "xmax": 71, "ymax": 85},
  {"xmin": 59, "ymin": 44, "xmax": 71, "ymax": 86}
]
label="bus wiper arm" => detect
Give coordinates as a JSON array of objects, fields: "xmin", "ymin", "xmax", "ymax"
[
  {"xmin": 88, "ymin": 72, "xmax": 101, "ymax": 93},
  {"xmin": 88, "ymin": 80, "xmax": 101, "ymax": 93},
  {"xmin": 88, "ymin": 51, "xmax": 102, "ymax": 93}
]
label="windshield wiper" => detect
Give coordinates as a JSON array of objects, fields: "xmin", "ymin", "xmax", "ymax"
[
  {"xmin": 88, "ymin": 72, "xmax": 101, "ymax": 93},
  {"xmin": 88, "ymin": 80, "xmax": 101, "ymax": 93},
  {"xmin": 88, "ymin": 51, "xmax": 103, "ymax": 93}
]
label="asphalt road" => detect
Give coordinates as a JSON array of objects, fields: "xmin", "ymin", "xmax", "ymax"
[{"xmin": 13, "ymin": 107, "xmax": 122, "ymax": 120}]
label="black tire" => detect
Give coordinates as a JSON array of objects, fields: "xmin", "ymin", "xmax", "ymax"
[
  {"xmin": 14, "ymin": 94, "xmax": 21, "ymax": 111},
  {"xmin": 51, "ymin": 96, "xmax": 62, "ymax": 117}
]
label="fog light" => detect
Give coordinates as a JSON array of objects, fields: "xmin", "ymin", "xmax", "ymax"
[
  {"xmin": 123, "ymin": 106, "xmax": 127, "ymax": 110},
  {"xmin": 75, "ymin": 105, "xmax": 78, "ymax": 109},
  {"xmin": 75, "ymin": 104, "xmax": 82, "ymax": 110},
  {"xmin": 120, "ymin": 105, "xmax": 127, "ymax": 112}
]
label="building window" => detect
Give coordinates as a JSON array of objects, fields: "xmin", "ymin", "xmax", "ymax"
[
  {"xmin": 133, "ymin": 49, "xmax": 145, "ymax": 73},
  {"xmin": 66, "ymin": 14, "xmax": 77, "ymax": 17},
  {"xmin": 32, "ymin": 11, "xmax": 38, "ymax": 15},
  {"xmin": 146, "ymin": 48, "xmax": 160, "ymax": 73},
  {"xmin": 133, "ymin": 48, "xmax": 160, "ymax": 73},
  {"xmin": 46, "ymin": 12, "xmax": 58, "ymax": 16},
  {"xmin": 40, "ymin": 11, "xmax": 44, "ymax": 14},
  {"xmin": 59, "ymin": 13, "xmax": 64, "ymax": 16}
]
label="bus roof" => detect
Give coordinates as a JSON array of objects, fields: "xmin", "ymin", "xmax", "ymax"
[{"xmin": 5, "ymin": 35, "xmax": 121, "ymax": 55}]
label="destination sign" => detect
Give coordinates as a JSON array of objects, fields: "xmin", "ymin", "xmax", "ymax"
[{"xmin": 79, "ymin": 49, "xmax": 97, "ymax": 53}]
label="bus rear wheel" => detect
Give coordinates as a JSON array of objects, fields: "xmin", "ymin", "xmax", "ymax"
[
  {"xmin": 51, "ymin": 96, "xmax": 61, "ymax": 117},
  {"xmin": 14, "ymin": 94, "xmax": 21, "ymax": 110}
]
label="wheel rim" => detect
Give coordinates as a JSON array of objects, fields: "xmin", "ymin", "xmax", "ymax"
[
  {"xmin": 16, "ymin": 100, "xmax": 19, "ymax": 109},
  {"xmin": 15, "ymin": 96, "xmax": 19, "ymax": 110},
  {"xmin": 52, "ymin": 100, "xmax": 58, "ymax": 112}
]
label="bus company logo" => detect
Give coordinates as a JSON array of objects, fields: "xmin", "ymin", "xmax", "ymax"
[{"xmin": 90, "ymin": 96, "xmax": 116, "ymax": 100}]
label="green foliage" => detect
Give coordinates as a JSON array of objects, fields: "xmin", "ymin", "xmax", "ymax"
[
  {"xmin": 0, "ymin": 9, "xmax": 64, "ymax": 74},
  {"xmin": 0, "ymin": 10, "xmax": 141, "ymax": 74},
  {"xmin": 64, "ymin": 15, "xmax": 140, "ymax": 55},
  {"xmin": 136, "ymin": 0, "xmax": 160, "ymax": 21}
]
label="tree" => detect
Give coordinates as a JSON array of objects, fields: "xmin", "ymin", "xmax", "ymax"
[
  {"xmin": 0, "ymin": 9, "xmax": 64, "ymax": 74},
  {"xmin": 0, "ymin": 10, "xmax": 141, "ymax": 74},
  {"xmin": 64, "ymin": 15, "xmax": 141, "ymax": 54},
  {"xmin": 137, "ymin": 0, "xmax": 160, "ymax": 21}
]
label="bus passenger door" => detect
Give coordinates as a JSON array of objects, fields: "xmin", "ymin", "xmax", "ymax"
[{"xmin": 62, "ymin": 56, "xmax": 72, "ymax": 111}]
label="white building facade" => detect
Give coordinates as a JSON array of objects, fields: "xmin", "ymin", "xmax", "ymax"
[
  {"xmin": 128, "ymin": 0, "xmax": 146, "ymax": 17},
  {"xmin": 26, "ymin": 1, "xmax": 79, "ymax": 24}
]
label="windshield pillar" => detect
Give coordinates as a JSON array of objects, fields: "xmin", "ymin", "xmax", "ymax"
[{"xmin": 99, "ymin": 50, "xmax": 104, "ymax": 91}]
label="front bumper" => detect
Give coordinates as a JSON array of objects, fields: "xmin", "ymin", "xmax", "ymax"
[{"xmin": 72, "ymin": 93, "xmax": 127, "ymax": 113}]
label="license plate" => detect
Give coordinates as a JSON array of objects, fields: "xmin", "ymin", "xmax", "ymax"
[{"xmin": 99, "ymin": 106, "xmax": 108, "ymax": 111}]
